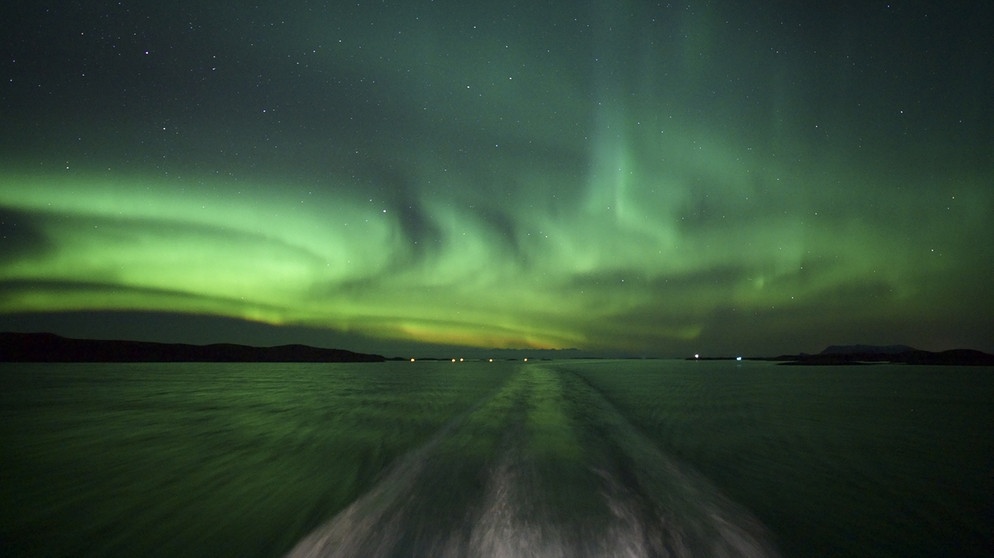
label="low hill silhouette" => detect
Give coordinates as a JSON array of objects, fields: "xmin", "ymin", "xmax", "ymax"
[{"xmin": 0, "ymin": 332, "xmax": 385, "ymax": 363}]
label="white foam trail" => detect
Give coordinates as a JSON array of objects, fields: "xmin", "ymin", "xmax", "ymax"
[{"xmin": 285, "ymin": 367, "xmax": 780, "ymax": 558}]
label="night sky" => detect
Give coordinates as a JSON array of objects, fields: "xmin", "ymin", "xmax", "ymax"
[{"xmin": 2, "ymin": 2, "xmax": 992, "ymax": 357}]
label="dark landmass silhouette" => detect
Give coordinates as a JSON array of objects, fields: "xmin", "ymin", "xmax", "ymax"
[
  {"xmin": 819, "ymin": 344, "xmax": 918, "ymax": 355},
  {"xmin": 4, "ymin": 333, "xmax": 992, "ymax": 365},
  {"xmin": 0, "ymin": 332, "xmax": 385, "ymax": 363},
  {"xmin": 685, "ymin": 344, "xmax": 994, "ymax": 366},
  {"xmin": 772, "ymin": 344, "xmax": 994, "ymax": 366}
]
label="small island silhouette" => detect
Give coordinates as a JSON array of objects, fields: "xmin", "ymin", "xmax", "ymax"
[{"xmin": 0, "ymin": 332, "xmax": 385, "ymax": 363}]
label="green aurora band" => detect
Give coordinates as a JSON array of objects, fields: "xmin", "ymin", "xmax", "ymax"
[{"xmin": 1, "ymin": 1, "xmax": 992, "ymax": 355}]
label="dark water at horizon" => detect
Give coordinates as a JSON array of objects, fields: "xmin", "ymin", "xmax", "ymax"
[{"xmin": 1, "ymin": 360, "xmax": 991, "ymax": 557}]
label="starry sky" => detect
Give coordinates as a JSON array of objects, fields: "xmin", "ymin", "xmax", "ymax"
[{"xmin": 1, "ymin": 1, "xmax": 992, "ymax": 357}]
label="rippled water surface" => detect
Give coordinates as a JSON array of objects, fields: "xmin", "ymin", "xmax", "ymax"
[{"xmin": 1, "ymin": 360, "xmax": 991, "ymax": 557}]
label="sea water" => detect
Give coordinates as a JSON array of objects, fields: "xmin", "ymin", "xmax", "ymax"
[{"xmin": 1, "ymin": 360, "xmax": 991, "ymax": 557}]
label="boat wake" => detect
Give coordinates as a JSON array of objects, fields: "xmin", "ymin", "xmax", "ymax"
[{"xmin": 285, "ymin": 365, "xmax": 780, "ymax": 557}]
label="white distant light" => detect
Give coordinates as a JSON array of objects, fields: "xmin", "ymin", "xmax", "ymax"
[
  {"xmin": 523, "ymin": 357, "xmax": 528, "ymax": 362},
  {"xmin": 736, "ymin": 356, "xmax": 743, "ymax": 361},
  {"xmin": 410, "ymin": 357, "xmax": 415, "ymax": 362},
  {"xmin": 488, "ymin": 358, "xmax": 493, "ymax": 362},
  {"xmin": 451, "ymin": 358, "xmax": 456, "ymax": 362},
  {"xmin": 694, "ymin": 353, "xmax": 700, "ymax": 359}
]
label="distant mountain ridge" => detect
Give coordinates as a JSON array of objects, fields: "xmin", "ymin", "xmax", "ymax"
[
  {"xmin": 0, "ymin": 332, "xmax": 385, "ymax": 362},
  {"xmin": 820, "ymin": 344, "xmax": 917, "ymax": 355}
]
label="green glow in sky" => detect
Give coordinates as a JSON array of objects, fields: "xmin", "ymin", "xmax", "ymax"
[{"xmin": 1, "ymin": 2, "xmax": 992, "ymax": 355}]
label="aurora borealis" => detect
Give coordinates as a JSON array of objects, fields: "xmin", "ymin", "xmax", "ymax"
[{"xmin": 1, "ymin": 2, "xmax": 992, "ymax": 356}]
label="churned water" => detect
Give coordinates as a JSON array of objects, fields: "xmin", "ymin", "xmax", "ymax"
[{"xmin": 1, "ymin": 360, "xmax": 991, "ymax": 557}]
